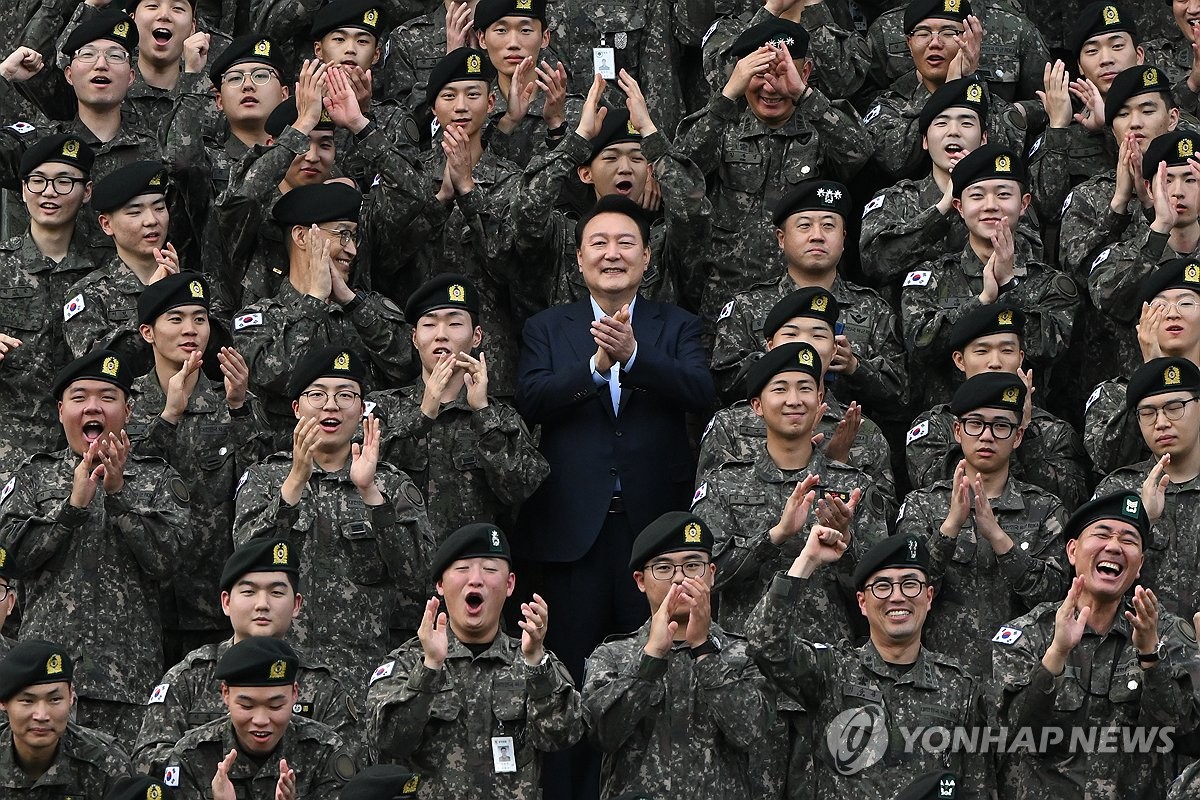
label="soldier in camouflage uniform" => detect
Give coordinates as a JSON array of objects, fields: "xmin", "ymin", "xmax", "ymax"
[
  {"xmin": 377, "ymin": 0, "xmax": 461, "ymax": 114},
  {"xmin": 366, "ymin": 524, "xmax": 584, "ymax": 799},
  {"xmin": 128, "ymin": 273, "xmax": 274, "ymax": 661},
  {"xmin": 860, "ymin": 76, "xmax": 1042, "ymax": 289},
  {"xmin": 232, "ymin": 182, "xmax": 413, "ymax": 440},
  {"xmin": 582, "ymin": 512, "xmax": 768, "ymax": 798},
  {"xmin": 905, "ymin": 304, "xmax": 1090, "ymax": 510},
  {"xmin": 992, "ymin": 492, "xmax": 1200, "ymax": 800},
  {"xmin": 746, "ymin": 532, "xmax": 989, "ymax": 797},
  {"xmin": 249, "ymin": 0, "xmax": 421, "ymax": 76},
  {"xmin": 134, "ymin": 537, "xmax": 358, "ymax": 776},
  {"xmin": 693, "ymin": 342, "xmax": 892, "ymax": 635},
  {"xmin": 0, "ymin": 350, "xmax": 189, "ymax": 744},
  {"xmin": 862, "ymin": 4, "xmax": 1031, "ymax": 180},
  {"xmin": 674, "ymin": 18, "xmax": 872, "ymax": 323},
  {"xmin": 162, "ymin": 637, "xmax": 358, "ymax": 800},
  {"xmin": 0, "ymin": 641, "xmax": 133, "ymax": 798},
  {"xmin": 900, "ymin": 144, "xmax": 1079, "ymax": 411},
  {"xmin": 233, "ymin": 345, "xmax": 434, "ymax": 692},
  {"xmin": 898, "ymin": 372, "xmax": 1069, "ymax": 681},
  {"xmin": 369, "ymin": 274, "xmax": 548, "ymax": 541}
]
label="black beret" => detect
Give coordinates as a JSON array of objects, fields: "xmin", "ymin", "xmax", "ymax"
[
  {"xmin": 208, "ymin": 35, "xmax": 286, "ymax": 85},
  {"xmin": 947, "ymin": 304, "xmax": 1025, "ymax": 353},
  {"xmin": 763, "ymin": 287, "xmax": 839, "ymax": 339},
  {"xmin": 62, "ymin": 10, "xmax": 139, "ymax": 57},
  {"xmin": 426, "ymin": 48, "xmax": 496, "ymax": 102},
  {"xmin": 918, "ymin": 77, "xmax": 988, "ymax": 135},
  {"xmin": 1143, "ymin": 131, "xmax": 1200, "ymax": 182},
  {"xmin": 950, "ymin": 143, "xmax": 1025, "ymax": 198},
  {"xmin": 431, "ymin": 522, "xmax": 511, "ymax": 579},
  {"xmin": 1126, "ymin": 357, "xmax": 1200, "ymax": 409},
  {"xmin": 1104, "ymin": 65, "xmax": 1173, "ymax": 127},
  {"xmin": 19, "ymin": 134, "xmax": 94, "ymax": 179},
  {"xmin": 220, "ymin": 538, "xmax": 300, "ymax": 592},
  {"xmin": 288, "ymin": 345, "xmax": 368, "ymax": 400},
  {"xmin": 1139, "ymin": 258, "xmax": 1200, "ymax": 304},
  {"xmin": 273, "ymin": 182, "xmax": 362, "ymax": 226},
  {"xmin": 728, "ymin": 18, "xmax": 809, "ymax": 60},
  {"xmin": 265, "ymin": 96, "xmax": 336, "ymax": 137},
  {"xmin": 404, "ymin": 273, "xmax": 478, "ymax": 321},
  {"xmin": 852, "ymin": 535, "xmax": 930, "ymax": 589},
  {"xmin": 340, "ymin": 766, "xmax": 420, "ymax": 800},
  {"xmin": 1067, "ymin": 2, "xmax": 1137, "ymax": 58},
  {"xmin": 312, "ymin": 0, "xmax": 386, "ymax": 40},
  {"xmin": 51, "ymin": 349, "xmax": 133, "ymax": 399},
  {"xmin": 949, "ymin": 371, "xmax": 1025, "ymax": 417},
  {"xmin": 903, "ymin": 0, "xmax": 971, "ymax": 34},
  {"xmin": 91, "ymin": 161, "xmax": 168, "ymax": 213},
  {"xmin": 587, "ymin": 108, "xmax": 642, "ymax": 163},
  {"xmin": 629, "ymin": 512, "xmax": 714, "ymax": 570},
  {"xmin": 772, "ymin": 180, "xmax": 853, "ymax": 226},
  {"xmin": 105, "ymin": 777, "xmax": 176, "ymax": 800},
  {"xmin": 215, "ymin": 637, "xmax": 299, "ymax": 686},
  {"xmin": 137, "ymin": 271, "xmax": 210, "ymax": 325},
  {"xmin": 897, "ymin": 771, "xmax": 958, "ymax": 800},
  {"xmin": 473, "ymin": 0, "xmax": 548, "ymax": 31},
  {"xmin": 745, "ymin": 340, "xmax": 823, "ymax": 400},
  {"xmin": 1064, "ymin": 491, "xmax": 1150, "ymax": 545},
  {"xmin": 576, "ymin": 193, "xmax": 651, "ymax": 247},
  {"xmin": 0, "ymin": 641, "xmax": 73, "ymax": 699}
]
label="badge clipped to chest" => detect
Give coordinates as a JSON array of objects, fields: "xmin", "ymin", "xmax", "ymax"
[{"xmin": 492, "ymin": 736, "xmax": 517, "ymax": 773}]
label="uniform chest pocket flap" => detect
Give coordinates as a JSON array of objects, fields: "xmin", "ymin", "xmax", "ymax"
[
  {"xmin": 341, "ymin": 521, "xmax": 386, "ymax": 584},
  {"xmin": 430, "ymin": 687, "xmax": 464, "ymax": 721},
  {"xmin": 0, "ymin": 286, "xmax": 43, "ymax": 332},
  {"xmin": 492, "ymin": 677, "xmax": 528, "ymax": 723}
]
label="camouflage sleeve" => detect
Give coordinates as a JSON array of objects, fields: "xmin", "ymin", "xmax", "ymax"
[
  {"xmin": 132, "ymin": 667, "xmax": 200, "ymax": 774},
  {"xmin": 710, "ymin": 294, "xmax": 763, "ymax": 403},
  {"xmin": 1087, "ymin": 228, "xmax": 1169, "ymax": 326},
  {"xmin": 695, "ymin": 411, "xmax": 739, "ymax": 478},
  {"xmin": 512, "ymin": 128, "xmax": 583, "ymax": 266},
  {"xmin": 373, "ymin": 466, "xmax": 435, "ymax": 590},
  {"xmin": 523, "ymin": 653, "xmax": 586, "ymax": 752},
  {"xmin": 672, "ymin": 92, "xmax": 741, "ymax": 178},
  {"xmin": 800, "ymin": 2, "xmax": 870, "ymax": 101},
  {"xmin": 834, "ymin": 305, "xmax": 907, "ymax": 411},
  {"xmin": 700, "ymin": 15, "xmax": 747, "ymax": 95},
  {"xmin": 62, "ymin": 281, "xmax": 114, "ymax": 359},
  {"xmin": 904, "ymin": 412, "xmax": 959, "ymax": 489},
  {"xmin": 1083, "ymin": 381, "xmax": 1145, "ymax": 478},
  {"xmin": 650, "ymin": 131, "xmax": 712, "ymax": 311},
  {"xmin": 581, "ymin": 640, "xmax": 668, "ymax": 753},
  {"xmin": 637, "ymin": 0, "xmax": 684, "ymax": 138},
  {"xmin": 862, "ymin": 94, "xmax": 921, "ymax": 179},
  {"xmin": 743, "ymin": 573, "xmax": 829, "ymax": 707},
  {"xmin": 1057, "ymin": 186, "xmax": 1134, "ymax": 280},
  {"xmin": 107, "ymin": 464, "xmax": 187, "ymax": 581},
  {"xmin": 894, "ymin": 490, "xmax": 944, "ymax": 569},
  {"xmin": 1018, "ymin": 421, "xmax": 1090, "ymax": 512},
  {"xmin": 900, "ymin": 264, "xmax": 983, "ymax": 364},
  {"xmin": 378, "ymin": 27, "xmax": 420, "ymax": 108},
  {"xmin": 159, "ymin": 76, "xmax": 216, "ymax": 172},
  {"xmin": 993, "ymin": 619, "xmax": 1061, "ymax": 730},
  {"xmin": 235, "ymin": 296, "xmax": 332, "ymax": 400},
  {"xmin": 12, "ymin": 61, "xmax": 77, "ymax": 123},
  {"xmin": 470, "ymin": 402, "xmax": 551, "ymax": 507},
  {"xmin": 1007, "ymin": 268, "xmax": 1078, "ymax": 364},
  {"xmin": 310, "ymin": 675, "xmax": 362, "ymax": 760},
  {"xmin": 804, "ymin": 88, "xmax": 872, "ymax": 180},
  {"xmin": 673, "ymin": 0, "xmax": 716, "ymax": 47},
  {"xmin": 993, "ymin": 499, "xmax": 1068, "ymax": 605},
  {"xmin": 0, "ymin": 464, "xmax": 80, "ymax": 574},
  {"xmin": 163, "ymin": 746, "xmax": 210, "ymax": 800},
  {"xmin": 1025, "ymin": 126, "xmax": 1077, "ymax": 229},
  {"xmin": 348, "ymin": 293, "xmax": 416, "ymax": 386},
  {"xmin": 1175, "ymin": 76, "xmax": 1200, "ymax": 118},
  {"xmin": 1095, "ymin": 469, "xmax": 1184, "ymax": 561},
  {"xmin": 18, "ymin": 0, "xmax": 76, "ymax": 54},
  {"xmin": 697, "ymin": 477, "xmax": 779, "ymax": 594},
  {"xmin": 365, "ymin": 650, "xmax": 444, "ymax": 759},
  {"xmin": 859, "ymin": 188, "xmax": 955, "ymax": 285},
  {"xmin": 453, "ymin": 170, "xmax": 522, "ymax": 282},
  {"xmin": 232, "ymin": 462, "xmax": 301, "ymax": 545},
  {"xmin": 692, "ymin": 638, "xmax": 771, "ymax": 750},
  {"xmin": 1015, "ymin": 24, "xmax": 1051, "ymax": 102},
  {"xmin": 232, "ymin": 395, "xmax": 276, "ymax": 477}
]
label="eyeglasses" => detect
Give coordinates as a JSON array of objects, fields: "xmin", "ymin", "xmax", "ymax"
[
  {"xmin": 72, "ymin": 47, "xmax": 131, "ymax": 65},
  {"xmin": 222, "ymin": 68, "xmax": 279, "ymax": 87},
  {"xmin": 645, "ymin": 560, "xmax": 710, "ymax": 581},
  {"xmin": 865, "ymin": 578, "xmax": 927, "ymax": 600},
  {"xmin": 24, "ymin": 175, "xmax": 86, "ymax": 194},
  {"xmin": 958, "ymin": 417, "xmax": 1017, "ymax": 440},
  {"xmin": 0, "ymin": 584, "xmax": 11, "ymax": 601},
  {"xmin": 1136, "ymin": 396, "xmax": 1199, "ymax": 423},
  {"xmin": 1149, "ymin": 297, "xmax": 1200, "ymax": 313},
  {"xmin": 299, "ymin": 390, "xmax": 361, "ymax": 408},
  {"xmin": 907, "ymin": 27, "xmax": 964, "ymax": 44},
  {"xmin": 316, "ymin": 226, "xmax": 358, "ymax": 247}
]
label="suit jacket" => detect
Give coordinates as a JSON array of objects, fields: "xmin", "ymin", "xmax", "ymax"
[{"xmin": 515, "ymin": 296, "xmax": 717, "ymax": 562}]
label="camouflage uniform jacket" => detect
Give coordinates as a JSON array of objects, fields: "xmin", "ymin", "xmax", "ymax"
[
  {"xmin": 233, "ymin": 453, "xmax": 435, "ymax": 688},
  {"xmin": 746, "ymin": 573, "xmax": 988, "ymax": 798},
  {"xmin": 860, "ymin": 173, "xmax": 1044, "ymax": 287},
  {"xmin": 511, "ymin": 129, "xmax": 708, "ymax": 313},
  {"xmin": 674, "ymin": 91, "xmax": 873, "ymax": 322},
  {"xmin": 1057, "ymin": 169, "xmax": 1129, "ymax": 281},
  {"xmin": 993, "ymin": 601, "xmax": 1200, "ymax": 800},
  {"xmin": 1082, "ymin": 377, "xmax": 1147, "ymax": 479},
  {"xmin": 708, "ymin": 271, "xmax": 907, "ymax": 412},
  {"xmin": 485, "ymin": 74, "xmax": 580, "ymax": 169},
  {"xmin": 1028, "ymin": 123, "xmax": 1124, "ymax": 240},
  {"xmin": 163, "ymin": 715, "xmax": 356, "ymax": 800},
  {"xmin": 691, "ymin": 444, "xmax": 891, "ymax": 633},
  {"xmin": 0, "ymin": 448, "xmax": 188, "ymax": 703},
  {"xmin": 232, "ymin": 279, "xmax": 413, "ymax": 439},
  {"xmin": 133, "ymin": 637, "xmax": 359, "ymax": 776},
  {"xmin": 905, "ymin": 402, "xmax": 1090, "ymax": 511},
  {"xmin": 128, "ymin": 373, "xmax": 274, "ymax": 631},
  {"xmin": 1096, "ymin": 459, "xmax": 1200, "ymax": 621},
  {"xmin": 366, "ymin": 630, "xmax": 584, "ymax": 799},
  {"xmin": 378, "ymin": 8, "xmax": 448, "ymax": 112},
  {"xmin": 367, "ymin": 381, "xmax": 549, "ymax": 541},
  {"xmin": 1146, "ymin": 37, "xmax": 1200, "ymax": 118},
  {"xmin": 697, "ymin": 397, "xmax": 896, "ymax": 505},
  {"xmin": 0, "ymin": 722, "xmax": 132, "ymax": 798},
  {"xmin": 582, "ymin": 621, "xmax": 768, "ymax": 798},
  {"xmin": 897, "ymin": 476, "xmax": 1069, "ymax": 679},
  {"xmin": 61, "ymin": 254, "xmax": 154, "ymax": 374}
]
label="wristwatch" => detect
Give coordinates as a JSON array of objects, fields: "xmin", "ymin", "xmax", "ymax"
[
  {"xmin": 689, "ymin": 636, "xmax": 721, "ymax": 659},
  {"xmin": 1137, "ymin": 638, "xmax": 1166, "ymax": 664}
]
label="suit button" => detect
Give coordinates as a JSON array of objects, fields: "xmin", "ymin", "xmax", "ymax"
[
  {"xmin": 609, "ymin": 468, "xmax": 618, "ymax": 476},
  {"xmin": 615, "ymin": 431, "xmax": 623, "ymax": 437}
]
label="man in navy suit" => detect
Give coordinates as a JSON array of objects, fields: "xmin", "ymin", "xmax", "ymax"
[{"xmin": 516, "ymin": 193, "xmax": 718, "ymax": 684}]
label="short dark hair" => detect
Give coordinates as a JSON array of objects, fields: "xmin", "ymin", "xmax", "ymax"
[{"xmin": 575, "ymin": 194, "xmax": 651, "ymax": 248}]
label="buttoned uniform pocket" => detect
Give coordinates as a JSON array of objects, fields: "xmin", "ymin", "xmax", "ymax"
[
  {"xmin": 492, "ymin": 677, "xmax": 535, "ymax": 766},
  {"xmin": 341, "ymin": 522, "xmax": 386, "ymax": 585}
]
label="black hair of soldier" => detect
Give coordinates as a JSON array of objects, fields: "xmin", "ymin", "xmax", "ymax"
[{"xmin": 573, "ymin": 201, "xmax": 652, "ymax": 249}]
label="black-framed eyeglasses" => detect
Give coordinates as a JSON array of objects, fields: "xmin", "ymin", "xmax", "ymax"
[
  {"xmin": 1136, "ymin": 396, "xmax": 1200, "ymax": 423},
  {"xmin": 907, "ymin": 26, "xmax": 963, "ymax": 44},
  {"xmin": 299, "ymin": 390, "xmax": 361, "ymax": 408},
  {"xmin": 645, "ymin": 560, "xmax": 710, "ymax": 580},
  {"xmin": 316, "ymin": 226, "xmax": 358, "ymax": 247},
  {"xmin": 958, "ymin": 417, "xmax": 1017, "ymax": 440},
  {"xmin": 865, "ymin": 578, "xmax": 927, "ymax": 599},
  {"xmin": 73, "ymin": 47, "xmax": 130, "ymax": 65},
  {"xmin": 0, "ymin": 584, "xmax": 11, "ymax": 601},
  {"xmin": 24, "ymin": 175, "xmax": 86, "ymax": 195},
  {"xmin": 222, "ymin": 68, "xmax": 279, "ymax": 87}
]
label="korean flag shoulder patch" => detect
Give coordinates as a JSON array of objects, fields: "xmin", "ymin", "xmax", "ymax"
[
  {"xmin": 234, "ymin": 312, "xmax": 263, "ymax": 330},
  {"xmin": 370, "ymin": 660, "xmax": 395, "ymax": 685},
  {"xmin": 991, "ymin": 625, "xmax": 1023, "ymax": 645},
  {"xmin": 148, "ymin": 683, "xmax": 170, "ymax": 704},
  {"xmin": 63, "ymin": 294, "xmax": 85, "ymax": 321},
  {"xmin": 691, "ymin": 481, "xmax": 708, "ymax": 507},
  {"xmin": 903, "ymin": 271, "xmax": 932, "ymax": 287},
  {"xmin": 164, "ymin": 765, "xmax": 180, "ymax": 787},
  {"xmin": 905, "ymin": 420, "xmax": 930, "ymax": 445}
]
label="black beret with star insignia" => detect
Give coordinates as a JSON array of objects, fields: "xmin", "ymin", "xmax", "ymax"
[
  {"xmin": 772, "ymin": 179, "xmax": 853, "ymax": 226},
  {"xmin": 216, "ymin": 637, "xmax": 299, "ymax": 686},
  {"xmin": 19, "ymin": 133, "xmax": 94, "ymax": 179},
  {"xmin": 340, "ymin": 766, "xmax": 420, "ymax": 799},
  {"xmin": 1063, "ymin": 491, "xmax": 1150, "ymax": 545},
  {"xmin": 1104, "ymin": 65, "xmax": 1174, "ymax": 127},
  {"xmin": 587, "ymin": 108, "xmax": 642, "ymax": 163},
  {"xmin": 949, "ymin": 371, "xmax": 1025, "ymax": 417},
  {"xmin": 288, "ymin": 344, "xmax": 368, "ymax": 400},
  {"xmin": 473, "ymin": 0, "xmax": 548, "ymax": 31},
  {"xmin": 896, "ymin": 771, "xmax": 958, "ymax": 800},
  {"xmin": 728, "ymin": 18, "xmax": 809, "ymax": 59},
  {"xmin": 918, "ymin": 76, "xmax": 988, "ymax": 134},
  {"xmin": 1066, "ymin": 2, "xmax": 1138, "ymax": 58},
  {"xmin": 946, "ymin": 303, "xmax": 1025, "ymax": 353},
  {"xmin": 404, "ymin": 273, "xmax": 478, "ymax": 321},
  {"xmin": 265, "ymin": 96, "xmax": 336, "ymax": 137},
  {"xmin": 104, "ymin": 776, "xmax": 176, "ymax": 800},
  {"xmin": 1139, "ymin": 258, "xmax": 1200, "ymax": 304},
  {"xmin": 903, "ymin": 0, "xmax": 971, "ymax": 35},
  {"xmin": 950, "ymin": 143, "xmax": 1026, "ymax": 198},
  {"xmin": 208, "ymin": 34, "xmax": 286, "ymax": 85},
  {"xmin": 311, "ymin": 0, "xmax": 387, "ymax": 40},
  {"xmin": 431, "ymin": 522, "xmax": 511, "ymax": 579},
  {"xmin": 63, "ymin": 10, "xmax": 139, "ymax": 57},
  {"xmin": 0, "ymin": 640, "xmax": 73, "ymax": 699},
  {"xmin": 220, "ymin": 538, "xmax": 300, "ymax": 592},
  {"xmin": 51, "ymin": 349, "xmax": 133, "ymax": 399},
  {"xmin": 763, "ymin": 287, "xmax": 839, "ymax": 339},
  {"xmin": 91, "ymin": 161, "xmax": 168, "ymax": 213},
  {"xmin": 137, "ymin": 271, "xmax": 210, "ymax": 324},
  {"xmin": 272, "ymin": 181, "xmax": 362, "ymax": 226},
  {"xmin": 745, "ymin": 341, "xmax": 823, "ymax": 400},
  {"xmin": 852, "ymin": 534, "xmax": 930, "ymax": 589},
  {"xmin": 628, "ymin": 511, "xmax": 714, "ymax": 570},
  {"xmin": 1143, "ymin": 131, "xmax": 1200, "ymax": 183},
  {"xmin": 1126, "ymin": 356, "xmax": 1200, "ymax": 409},
  {"xmin": 425, "ymin": 48, "xmax": 497, "ymax": 104}
]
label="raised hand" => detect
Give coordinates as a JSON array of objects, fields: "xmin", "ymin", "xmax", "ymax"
[
  {"xmin": 419, "ymin": 596, "xmax": 450, "ymax": 668},
  {"xmin": 1044, "ymin": 576, "xmax": 1091, "ymax": 674},
  {"xmin": 219, "ymin": 346, "xmax": 249, "ymax": 410},
  {"xmin": 518, "ymin": 593, "xmax": 549, "ymax": 665},
  {"xmin": 769, "ymin": 473, "xmax": 820, "ymax": 544},
  {"xmin": 162, "ymin": 350, "xmax": 203, "ymax": 424},
  {"xmin": 350, "ymin": 414, "xmax": 384, "ymax": 504},
  {"xmin": 1141, "ymin": 453, "xmax": 1170, "ymax": 522}
]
